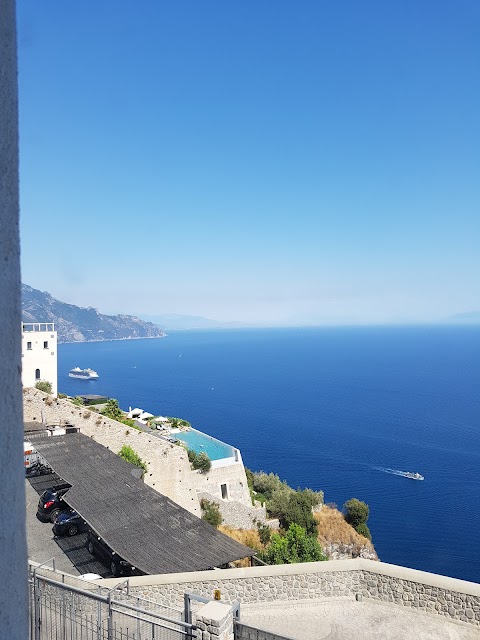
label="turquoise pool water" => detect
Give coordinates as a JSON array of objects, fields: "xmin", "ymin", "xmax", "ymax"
[{"xmin": 174, "ymin": 429, "xmax": 235, "ymax": 461}]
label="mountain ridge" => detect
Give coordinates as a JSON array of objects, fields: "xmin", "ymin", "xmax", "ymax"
[{"xmin": 22, "ymin": 284, "xmax": 166, "ymax": 344}]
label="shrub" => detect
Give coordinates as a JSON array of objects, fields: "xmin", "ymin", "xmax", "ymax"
[
  {"xmin": 187, "ymin": 449, "xmax": 197, "ymax": 463},
  {"xmin": 71, "ymin": 396, "xmax": 84, "ymax": 406},
  {"xmin": 35, "ymin": 381, "xmax": 52, "ymax": 394},
  {"xmin": 344, "ymin": 498, "xmax": 369, "ymax": 528},
  {"xmin": 355, "ymin": 522, "xmax": 372, "ymax": 541},
  {"xmin": 257, "ymin": 522, "xmax": 272, "ymax": 546},
  {"xmin": 192, "ymin": 451, "xmax": 211, "ymax": 473},
  {"xmin": 260, "ymin": 523, "xmax": 327, "ymax": 565},
  {"xmin": 280, "ymin": 491, "xmax": 318, "ymax": 536},
  {"xmin": 83, "ymin": 411, "xmax": 91, "ymax": 419},
  {"xmin": 265, "ymin": 484, "xmax": 294, "ymax": 518},
  {"xmin": 252, "ymin": 472, "xmax": 287, "ymax": 500},
  {"xmin": 101, "ymin": 398, "xmax": 123, "ymax": 421},
  {"xmin": 297, "ymin": 488, "xmax": 324, "ymax": 509},
  {"xmin": 200, "ymin": 499, "xmax": 222, "ymax": 528},
  {"xmin": 57, "ymin": 393, "xmax": 67, "ymax": 399},
  {"xmin": 118, "ymin": 444, "xmax": 147, "ymax": 477}
]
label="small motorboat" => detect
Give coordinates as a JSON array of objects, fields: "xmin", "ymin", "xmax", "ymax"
[{"xmin": 404, "ymin": 471, "xmax": 424, "ymax": 481}]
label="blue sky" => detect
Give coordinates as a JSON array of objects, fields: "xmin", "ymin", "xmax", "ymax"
[{"xmin": 17, "ymin": 1, "xmax": 480, "ymax": 324}]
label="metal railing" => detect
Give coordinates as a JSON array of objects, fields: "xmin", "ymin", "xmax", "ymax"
[
  {"xmin": 23, "ymin": 323, "xmax": 56, "ymax": 333},
  {"xmin": 29, "ymin": 564, "xmax": 196, "ymax": 640}
]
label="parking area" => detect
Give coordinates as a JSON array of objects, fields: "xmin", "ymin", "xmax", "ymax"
[{"xmin": 25, "ymin": 474, "xmax": 114, "ymax": 578}]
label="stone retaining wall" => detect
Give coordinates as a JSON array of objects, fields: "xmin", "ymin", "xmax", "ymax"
[
  {"xmin": 198, "ymin": 491, "xmax": 267, "ymax": 529},
  {"xmin": 101, "ymin": 559, "xmax": 480, "ymax": 628}
]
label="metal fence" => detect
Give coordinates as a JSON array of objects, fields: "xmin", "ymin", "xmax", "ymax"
[
  {"xmin": 29, "ymin": 564, "xmax": 196, "ymax": 640},
  {"xmin": 234, "ymin": 622, "xmax": 294, "ymax": 640}
]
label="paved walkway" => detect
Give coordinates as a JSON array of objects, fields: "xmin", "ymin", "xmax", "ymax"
[{"xmin": 240, "ymin": 598, "xmax": 480, "ymax": 640}]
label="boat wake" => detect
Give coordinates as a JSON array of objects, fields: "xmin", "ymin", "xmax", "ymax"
[{"xmin": 373, "ymin": 466, "xmax": 424, "ymax": 480}]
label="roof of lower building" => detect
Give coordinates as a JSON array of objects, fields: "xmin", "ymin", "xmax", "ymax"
[{"xmin": 32, "ymin": 433, "xmax": 252, "ymax": 574}]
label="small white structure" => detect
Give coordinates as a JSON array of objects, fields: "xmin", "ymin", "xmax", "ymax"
[
  {"xmin": 21, "ymin": 323, "xmax": 58, "ymax": 396},
  {"xmin": 127, "ymin": 407, "xmax": 154, "ymax": 427}
]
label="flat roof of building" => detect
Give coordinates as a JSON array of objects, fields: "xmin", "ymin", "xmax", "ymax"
[{"xmin": 32, "ymin": 433, "xmax": 252, "ymax": 574}]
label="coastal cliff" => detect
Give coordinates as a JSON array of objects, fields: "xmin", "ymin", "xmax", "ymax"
[
  {"xmin": 21, "ymin": 284, "xmax": 165, "ymax": 343},
  {"xmin": 316, "ymin": 505, "xmax": 378, "ymax": 560}
]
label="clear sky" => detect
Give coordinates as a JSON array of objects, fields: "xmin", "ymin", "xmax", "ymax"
[{"xmin": 17, "ymin": 1, "xmax": 480, "ymax": 325}]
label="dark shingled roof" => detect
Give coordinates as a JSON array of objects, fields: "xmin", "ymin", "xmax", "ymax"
[{"xmin": 33, "ymin": 433, "xmax": 252, "ymax": 574}]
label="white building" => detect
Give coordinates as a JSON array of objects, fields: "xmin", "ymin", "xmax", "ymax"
[{"xmin": 21, "ymin": 323, "xmax": 58, "ymax": 396}]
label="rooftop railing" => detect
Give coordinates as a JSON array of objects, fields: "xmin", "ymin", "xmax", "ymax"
[{"xmin": 23, "ymin": 323, "xmax": 55, "ymax": 333}]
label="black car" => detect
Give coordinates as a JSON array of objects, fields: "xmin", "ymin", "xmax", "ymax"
[
  {"xmin": 52, "ymin": 509, "xmax": 86, "ymax": 536},
  {"xmin": 85, "ymin": 529, "xmax": 141, "ymax": 578},
  {"xmin": 37, "ymin": 484, "xmax": 71, "ymax": 522}
]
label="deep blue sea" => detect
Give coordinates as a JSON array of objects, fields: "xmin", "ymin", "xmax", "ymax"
[{"xmin": 58, "ymin": 327, "xmax": 480, "ymax": 584}]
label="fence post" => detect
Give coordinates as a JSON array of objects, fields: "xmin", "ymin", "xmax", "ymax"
[
  {"xmin": 107, "ymin": 591, "xmax": 113, "ymax": 640},
  {"xmin": 97, "ymin": 598, "xmax": 102, "ymax": 640},
  {"xmin": 184, "ymin": 593, "xmax": 192, "ymax": 625},
  {"xmin": 33, "ymin": 572, "xmax": 42, "ymax": 640}
]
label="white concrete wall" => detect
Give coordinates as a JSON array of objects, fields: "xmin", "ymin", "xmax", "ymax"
[
  {"xmin": 21, "ymin": 324, "xmax": 58, "ymax": 395},
  {"xmin": 0, "ymin": 0, "xmax": 29, "ymax": 636},
  {"xmin": 194, "ymin": 459, "xmax": 252, "ymax": 505}
]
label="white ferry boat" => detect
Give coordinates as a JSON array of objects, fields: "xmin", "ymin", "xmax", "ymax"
[{"xmin": 68, "ymin": 367, "xmax": 99, "ymax": 380}]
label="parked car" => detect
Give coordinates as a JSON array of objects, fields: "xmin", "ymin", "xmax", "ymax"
[
  {"xmin": 37, "ymin": 484, "xmax": 71, "ymax": 522},
  {"xmin": 85, "ymin": 529, "xmax": 141, "ymax": 578},
  {"xmin": 52, "ymin": 509, "xmax": 86, "ymax": 536}
]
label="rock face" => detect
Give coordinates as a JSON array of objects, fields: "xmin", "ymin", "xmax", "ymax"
[
  {"xmin": 21, "ymin": 284, "xmax": 165, "ymax": 343},
  {"xmin": 316, "ymin": 505, "xmax": 378, "ymax": 561}
]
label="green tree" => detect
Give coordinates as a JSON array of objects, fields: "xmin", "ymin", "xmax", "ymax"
[
  {"xmin": 266, "ymin": 484, "xmax": 294, "ymax": 518},
  {"xmin": 260, "ymin": 523, "xmax": 327, "ymax": 565},
  {"xmin": 101, "ymin": 398, "xmax": 123, "ymax": 421},
  {"xmin": 297, "ymin": 487, "xmax": 324, "ymax": 509},
  {"xmin": 200, "ymin": 499, "xmax": 222, "ymax": 527},
  {"xmin": 192, "ymin": 451, "xmax": 211, "ymax": 473},
  {"xmin": 344, "ymin": 498, "xmax": 369, "ymax": 528},
  {"xmin": 35, "ymin": 380, "xmax": 52, "ymax": 394},
  {"xmin": 355, "ymin": 522, "xmax": 372, "ymax": 541},
  {"xmin": 252, "ymin": 471, "xmax": 287, "ymax": 500},
  {"xmin": 118, "ymin": 444, "xmax": 147, "ymax": 477},
  {"xmin": 71, "ymin": 396, "xmax": 84, "ymax": 406},
  {"xmin": 280, "ymin": 491, "xmax": 318, "ymax": 536}
]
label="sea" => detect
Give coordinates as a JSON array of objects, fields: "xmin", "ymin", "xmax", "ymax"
[{"xmin": 58, "ymin": 326, "xmax": 480, "ymax": 584}]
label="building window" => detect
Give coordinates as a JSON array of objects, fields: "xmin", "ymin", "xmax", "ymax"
[
  {"xmin": 43, "ymin": 341, "xmax": 48, "ymax": 349},
  {"xmin": 35, "ymin": 369, "xmax": 41, "ymax": 380},
  {"xmin": 221, "ymin": 484, "xmax": 228, "ymax": 500},
  {"xmin": 27, "ymin": 341, "xmax": 32, "ymax": 350}
]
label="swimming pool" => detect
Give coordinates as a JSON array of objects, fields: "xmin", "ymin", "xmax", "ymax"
[{"xmin": 174, "ymin": 429, "xmax": 235, "ymax": 461}]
